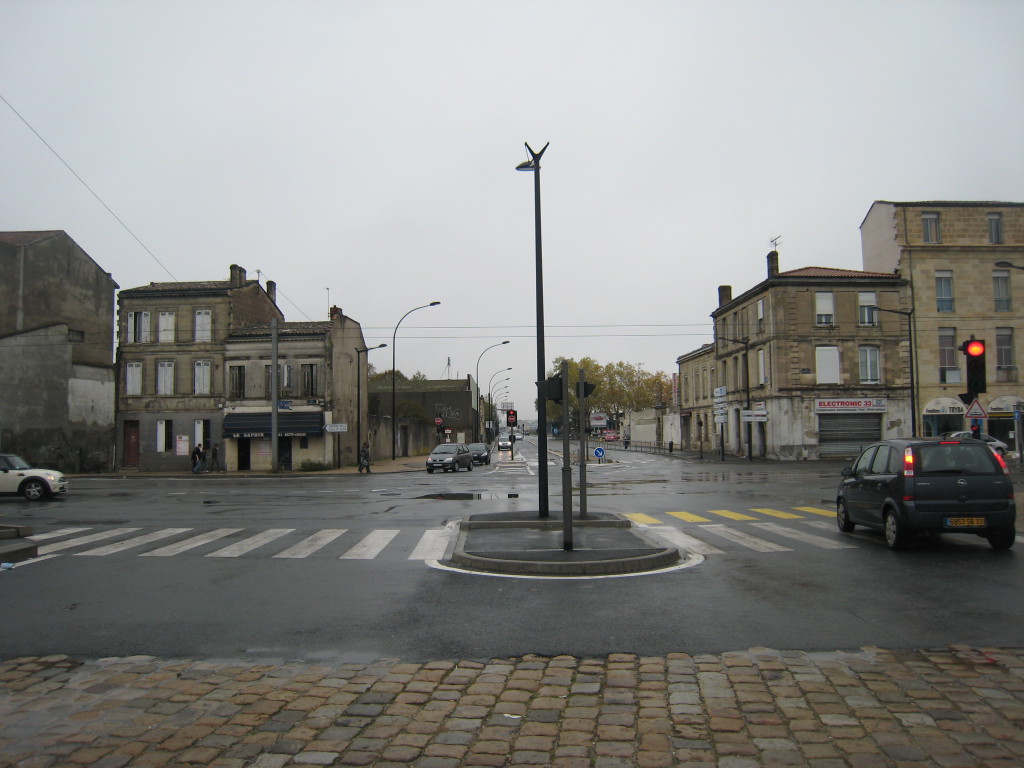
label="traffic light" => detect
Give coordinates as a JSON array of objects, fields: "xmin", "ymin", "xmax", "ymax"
[
  {"xmin": 506, "ymin": 409, "xmax": 518, "ymax": 427},
  {"xmin": 961, "ymin": 338, "xmax": 987, "ymax": 394},
  {"xmin": 540, "ymin": 374, "xmax": 563, "ymax": 404}
]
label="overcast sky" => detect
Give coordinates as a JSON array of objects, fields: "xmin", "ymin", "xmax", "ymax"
[{"xmin": 4, "ymin": 1, "xmax": 1023, "ymax": 419}]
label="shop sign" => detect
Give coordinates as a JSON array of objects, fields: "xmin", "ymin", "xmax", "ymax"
[{"xmin": 814, "ymin": 398, "xmax": 887, "ymax": 413}]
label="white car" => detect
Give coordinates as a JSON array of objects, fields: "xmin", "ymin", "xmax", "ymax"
[
  {"xmin": 0, "ymin": 454, "xmax": 68, "ymax": 500},
  {"xmin": 940, "ymin": 431, "xmax": 1009, "ymax": 455}
]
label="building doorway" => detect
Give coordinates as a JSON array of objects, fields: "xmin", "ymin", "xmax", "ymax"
[
  {"xmin": 236, "ymin": 438, "xmax": 251, "ymax": 470},
  {"xmin": 123, "ymin": 421, "xmax": 140, "ymax": 467}
]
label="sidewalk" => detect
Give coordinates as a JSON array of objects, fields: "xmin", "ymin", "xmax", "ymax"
[{"xmin": 1, "ymin": 646, "xmax": 1022, "ymax": 767}]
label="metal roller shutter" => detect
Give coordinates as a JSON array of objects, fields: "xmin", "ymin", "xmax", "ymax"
[{"xmin": 818, "ymin": 413, "xmax": 881, "ymax": 458}]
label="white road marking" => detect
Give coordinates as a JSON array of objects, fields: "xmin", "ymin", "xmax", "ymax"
[
  {"xmin": 341, "ymin": 529, "xmax": 399, "ymax": 559},
  {"xmin": 206, "ymin": 529, "xmax": 294, "ymax": 558},
  {"xmin": 699, "ymin": 524, "xmax": 792, "ymax": 552},
  {"xmin": 751, "ymin": 522, "xmax": 855, "ymax": 549},
  {"xmin": 142, "ymin": 528, "xmax": 242, "ymax": 556},
  {"xmin": 36, "ymin": 528, "xmax": 141, "ymax": 555},
  {"xmin": 273, "ymin": 529, "xmax": 347, "ymax": 559},
  {"xmin": 648, "ymin": 525, "xmax": 724, "ymax": 555},
  {"xmin": 74, "ymin": 528, "xmax": 192, "ymax": 556}
]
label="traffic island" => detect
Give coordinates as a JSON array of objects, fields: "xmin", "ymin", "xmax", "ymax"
[
  {"xmin": 447, "ymin": 511, "xmax": 681, "ymax": 576},
  {"xmin": 0, "ymin": 525, "xmax": 37, "ymax": 564}
]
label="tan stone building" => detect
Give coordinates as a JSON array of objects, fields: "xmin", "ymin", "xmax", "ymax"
[
  {"xmin": 679, "ymin": 252, "xmax": 911, "ymax": 459},
  {"xmin": 861, "ymin": 201, "xmax": 1024, "ymax": 442},
  {"xmin": 116, "ymin": 265, "xmax": 284, "ymax": 471}
]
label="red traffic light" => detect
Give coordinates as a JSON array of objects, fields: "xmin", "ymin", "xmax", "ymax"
[{"xmin": 965, "ymin": 340, "xmax": 985, "ymax": 357}]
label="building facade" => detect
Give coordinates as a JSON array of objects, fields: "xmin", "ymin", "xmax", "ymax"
[
  {"xmin": 861, "ymin": 201, "xmax": 1024, "ymax": 442},
  {"xmin": 221, "ymin": 307, "xmax": 367, "ymax": 471},
  {"xmin": 115, "ymin": 265, "xmax": 283, "ymax": 471},
  {"xmin": 678, "ymin": 251, "xmax": 911, "ymax": 460},
  {"xmin": 0, "ymin": 231, "xmax": 118, "ymax": 471}
]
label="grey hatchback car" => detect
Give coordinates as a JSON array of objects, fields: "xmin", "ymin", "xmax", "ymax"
[
  {"xmin": 425, "ymin": 443, "xmax": 473, "ymax": 473},
  {"xmin": 837, "ymin": 437, "xmax": 1016, "ymax": 550}
]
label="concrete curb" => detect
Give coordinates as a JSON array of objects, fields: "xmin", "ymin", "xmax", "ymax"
[{"xmin": 448, "ymin": 511, "xmax": 682, "ymax": 576}]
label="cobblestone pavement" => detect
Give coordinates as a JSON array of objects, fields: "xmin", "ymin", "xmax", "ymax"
[{"xmin": 1, "ymin": 646, "xmax": 1022, "ymax": 767}]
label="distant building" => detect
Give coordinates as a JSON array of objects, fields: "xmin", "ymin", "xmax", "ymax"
[
  {"xmin": 678, "ymin": 251, "xmax": 910, "ymax": 459},
  {"xmin": 861, "ymin": 200, "xmax": 1024, "ymax": 439},
  {"xmin": 115, "ymin": 265, "xmax": 283, "ymax": 471},
  {"xmin": 0, "ymin": 231, "xmax": 117, "ymax": 471},
  {"xmin": 369, "ymin": 376, "xmax": 478, "ymax": 454}
]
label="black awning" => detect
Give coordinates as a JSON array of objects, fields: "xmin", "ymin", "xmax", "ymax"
[{"xmin": 222, "ymin": 411, "xmax": 323, "ymax": 438}]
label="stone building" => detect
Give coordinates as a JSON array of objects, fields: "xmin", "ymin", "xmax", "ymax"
[
  {"xmin": 0, "ymin": 231, "xmax": 118, "ymax": 471},
  {"xmin": 678, "ymin": 251, "xmax": 911, "ymax": 459},
  {"xmin": 860, "ymin": 201, "xmax": 1024, "ymax": 441},
  {"xmin": 221, "ymin": 307, "xmax": 368, "ymax": 471},
  {"xmin": 115, "ymin": 265, "xmax": 283, "ymax": 471}
]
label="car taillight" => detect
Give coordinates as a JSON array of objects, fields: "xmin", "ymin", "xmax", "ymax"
[
  {"xmin": 994, "ymin": 450, "xmax": 1011, "ymax": 476},
  {"xmin": 903, "ymin": 446, "xmax": 914, "ymax": 477}
]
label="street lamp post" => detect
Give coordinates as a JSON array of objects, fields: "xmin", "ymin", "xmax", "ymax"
[
  {"xmin": 475, "ymin": 341, "xmax": 509, "ymax": 441},
  {"xmin": 487, "ymin": 368, "xmax": 512, "ymax": 442},
  {"xmin": 391, "ymin": 301, "xmax": 440, "ymax": 460},
  {"xmin": 869, "ymin": 305, "xmax": 917, "ymax": 437},
  {"xmin": 719, "ymin": 336, "xmax": 752, "ymax": 460},
  {"xmin": 356, "ymin": 343, "xmax": 386, "ymax": 464},
  {"xmin": 516, "ymin": 141, "xmax": 550, "ymax": 517}
]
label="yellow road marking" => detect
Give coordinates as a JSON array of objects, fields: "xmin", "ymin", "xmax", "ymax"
[
  {"xmin": 708, "ymin": 509, "xmax": 758, "ymax": 521},
  {"xmin": 793, "ymin": 506, "xmax": 835, "ymax": 517},
  {"xmin": 667, "ymin": 511, "xmax": 711, "ymax": 523},
  {"xmin": 625, "ymin": 513, "xmax": 661, "ymax": 525},
  {"xmin": 750, "ymin": 507, "xmax": 804, "ymax": 519}
]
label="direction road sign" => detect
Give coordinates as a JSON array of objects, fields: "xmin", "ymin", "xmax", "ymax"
[{"xmin": 594, "ymin": 447, "xmax": 605, "ymax": 459}]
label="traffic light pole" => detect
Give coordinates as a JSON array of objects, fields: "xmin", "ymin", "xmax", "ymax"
[{"xmin": 560, "ymin": 360, "xmax": 573, "ymax": 550}]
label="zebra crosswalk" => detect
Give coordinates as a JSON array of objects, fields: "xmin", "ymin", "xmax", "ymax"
[
  {"xmin": 627, "ymin": 505, "xmax": 863, "ymax": 555},
  {"xmin": 28, "ymin": 524, "xmax": 457, "ymax": 563}
]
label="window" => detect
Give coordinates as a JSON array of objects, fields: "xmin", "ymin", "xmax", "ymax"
[
  {"xmin": 815, "ymin": 346, "xmax": 840, "ymax": 384},
  {"xmin": 757, "ymin": 348, "xmax": 767, "ymax": 384},
  {"xmin": 158, "ymin": 311, "xmax": 176, "ymax": 342},
  {"xmin": 988, "ymin": 213, "xmax": 1004, "ymax": 244},
  {"xmin": 229, "ymin": 365, "xmax": 246, "ymax": 398},
  {"xmin": 858, "ymin": 292, "xmax": 877, "ymax": 325},
  {"xmin": 126, "ymin": 362, "xmax": 142, "ymax": 395},
  {"xmin": 126, "ymin": 311, "xmax": 150, "ymax": 343},
  {"xmin": 265, "ymin": 364, "xmax": 294, "ymax": 397},
  {"xmin": 870, "ymin": 445, "xmax": 894, "ymax": 474},
  {"xmin": 814, "ymin": 292, "xmax": 835, "ymax": 326},
  {"xmin": 194, "ymin": 360, "xmax": 211, "ymax": 395},
  {"xmin": 156, "ymin": 419, "xmax": 173, "ymax": 452},
  {"xmin": 194, "ymin": 310, "xmax": 212, "ymax": 342},
  {"xmin": 922, "ymin": 212, "xmax": 941, "ymax": 243},
  {"xmin": 939, "ymin": 327, "xmax": 960, "ymax": 383},
  {"xmin": 936, "ymin": 270, "xmax": 954, "ymax": 312},
  {"xmin": 157, "ymin": 361, "xmax": 175, "ymax": 395},
  {"xmin": 301, "ymin": 363, "xmax": 319, "ymax": 397},
  {"xmin": 996, "ymin": 326, "xmax": 1017, "ymax": 381},
  {"xmin": 756, "ymin": 299, "xmax": 765, "ymax": 333},
  {"xmin": 994, "ymin": 270, "xmax": 1011, "ymax": 312},
  {"xmin": 859, "ymin": 346, "xmax": 880, "ymax": 384}
]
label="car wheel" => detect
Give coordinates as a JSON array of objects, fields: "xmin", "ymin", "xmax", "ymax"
[
  {"xmin": 884, "ymin": 510, "xmax": 908, "ymax": 550},
  {"xmin": 427, "ymin": 467, "xmax": 434, "ymax": 474},
  {"xmin": 21, "ymin": 479, "xmax": 48, "ymax": 501},
  {"xmin": 987, "ymin": 528, "xmax": 1016, "ymax": 550},
  {"xmin": 836, "ymin": 500, "xmax": 855, "ymax": 533}
]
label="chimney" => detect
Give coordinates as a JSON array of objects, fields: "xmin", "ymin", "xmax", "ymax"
[
  {"xmin": 330, "ymin": 305, "xmax": 343, "ymax": 323},
  {"xmin": 266, "ymin": 280, "xmax": 277, "ymax": 304},
  {"xmin": 718, "ymin": 285, "xmax": 733, "ymax": 307},
  {"xmin": 229, "ymin": 264, "xmax": 247, "ymax": 286},
  {"xmin": 767, "ymin": 250, "xmax": 779, "ymax": 278}
]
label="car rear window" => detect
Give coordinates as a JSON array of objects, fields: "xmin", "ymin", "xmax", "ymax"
[{"xmin": 915, "ymin": 443, "xmax": 1001, "ymax": 475}]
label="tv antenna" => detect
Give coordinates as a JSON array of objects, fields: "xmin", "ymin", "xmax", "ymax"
[{"xmin": 770, "ymin": 236, "xmax": 782, "ymax": 250}]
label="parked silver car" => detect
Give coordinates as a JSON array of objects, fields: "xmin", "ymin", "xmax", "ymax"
[
  {"xmin": 426, "ymin": 443, "xmax": 473, "ymax": 473},
  {"xmin": 939, "ymin": 431, "xmax": 1009, "ymax": 455}
]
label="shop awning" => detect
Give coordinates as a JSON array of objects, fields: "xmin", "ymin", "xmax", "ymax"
[{"xmin": 222, "ymin": 412, "xmax": 324, "ymax": 438}]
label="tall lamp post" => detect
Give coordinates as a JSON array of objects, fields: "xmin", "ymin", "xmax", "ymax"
[
  {"xmin": 475, "ymin": 341, "xmax": 509, "ymax": 441},
  {"xmin": 516, "ymin": 141, "xmax": 550, "ymax": 517},
  {"xmin": 356, "ymin": 343, "xmax": 386, "ymax": 463},
  {"xmin": 869, "ymin": 305, "xmax": 917, "ymax": 437},
  {"xmin": 391, "ymin": 301, "xmax": 441, "ymax": 459},
  {"xmin": 718, "ymin": 336, "xmax": 752, "ymax": 460}
]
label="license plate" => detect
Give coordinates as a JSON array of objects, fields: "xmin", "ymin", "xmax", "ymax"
[{"xmin": 945, "ymin": 517, "xmax": 986, "ymax": 527}]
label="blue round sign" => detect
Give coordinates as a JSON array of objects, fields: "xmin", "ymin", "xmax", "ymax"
[{"xmin": 594, "ymin": 447, "xmax": 605, "ymax": 459}]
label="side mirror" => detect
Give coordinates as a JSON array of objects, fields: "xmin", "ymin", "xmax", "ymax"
[{"xmin": 841, "ymin": 467, "xmax": 854, "ymax": 477}]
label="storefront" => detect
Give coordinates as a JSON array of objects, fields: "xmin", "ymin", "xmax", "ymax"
[
  {"xmin": 815, "ymin": 398, "xmax": 886, "ymax": 458},
  {"xmin": 921, "ymin": 396, "xmax": 967, "ymax": 437},
  {"xmin": 221, "ymin": 411, "xmax": 325, "ymax": 471}
]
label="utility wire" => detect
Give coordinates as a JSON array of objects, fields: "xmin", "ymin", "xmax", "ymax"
[{"xmin": 0, "ymin": 90, "xmax": 178, "ymax": 282}]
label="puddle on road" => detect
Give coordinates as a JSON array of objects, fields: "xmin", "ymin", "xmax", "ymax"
[{"xmin": 415, "ymin": 492, "xmax": 517, "ymax": 501}]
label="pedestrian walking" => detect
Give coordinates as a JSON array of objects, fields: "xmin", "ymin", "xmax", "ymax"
[
  {"xmin": 211, "ymin": 443, "xmax": 221, "ymax": 472},
  {"xmin": 191, "ymin": 443, "xmax": 203, "ymax": 474},
  {"xmin": 358, "ymin": 441, "xmax": 372, "ymax": 473}
]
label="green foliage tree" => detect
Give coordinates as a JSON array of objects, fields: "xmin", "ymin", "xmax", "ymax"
[{"xmin": 538, "ymin": 357, "xmax": 671, "ymax": 428}]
